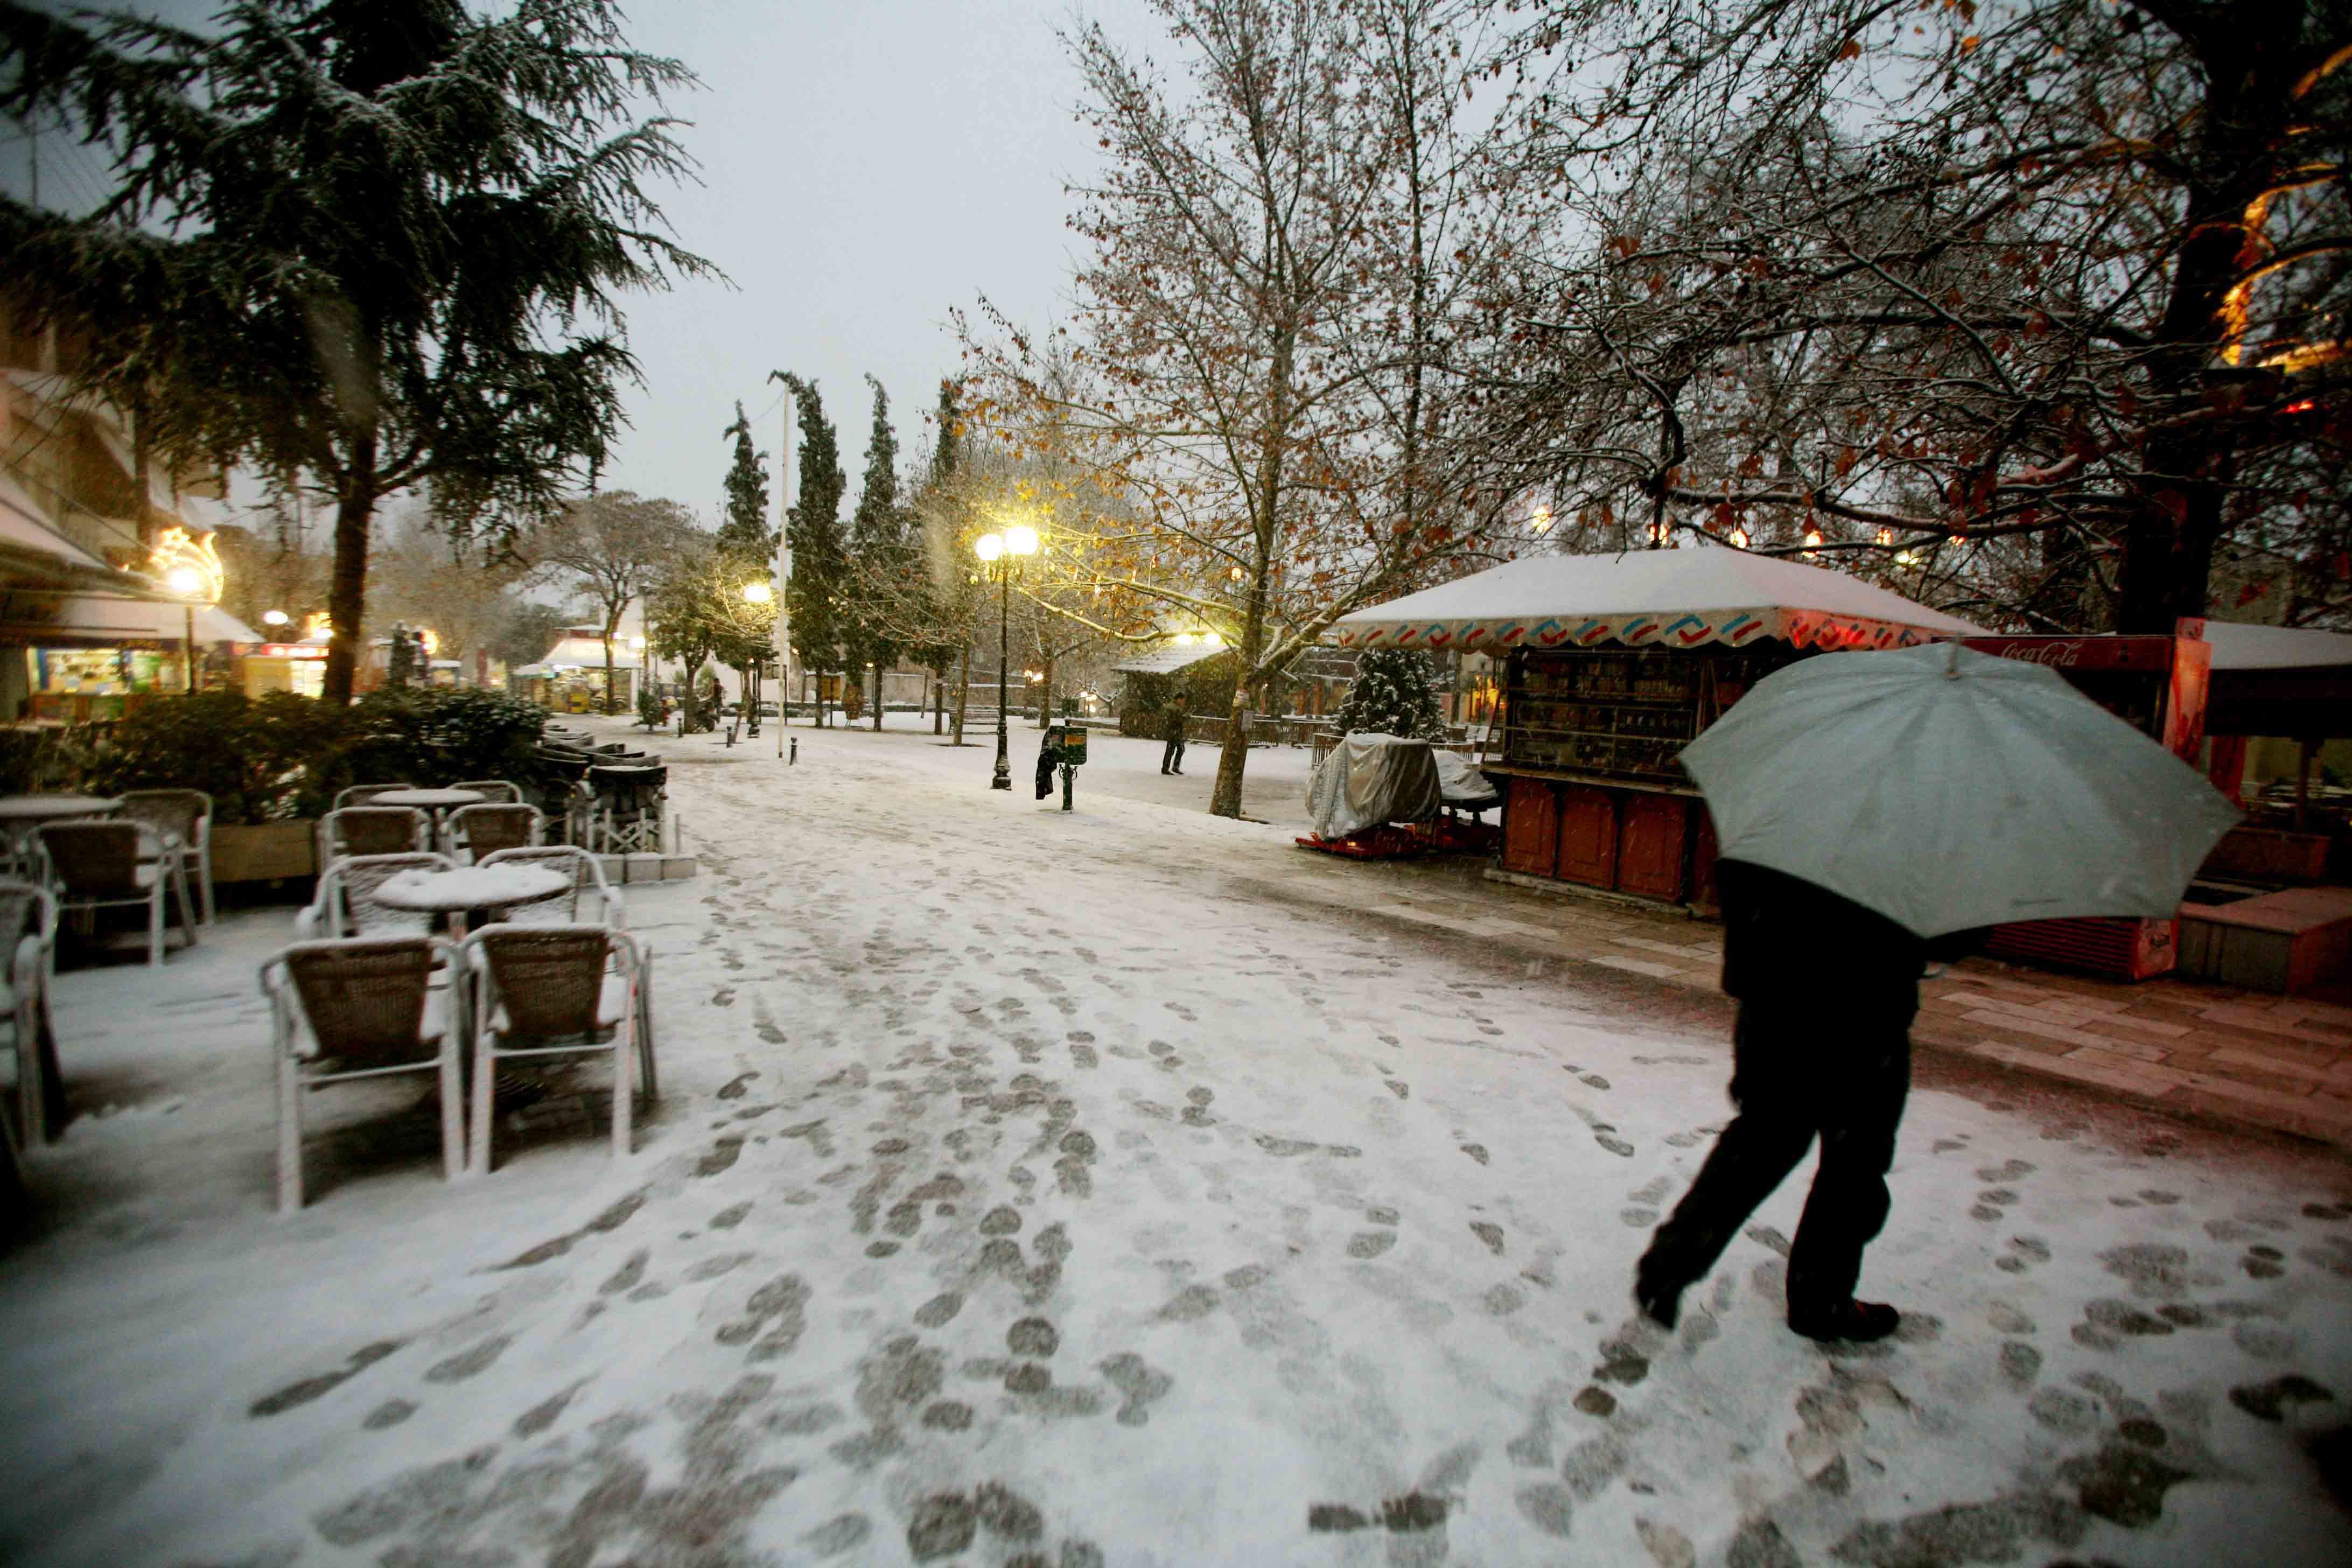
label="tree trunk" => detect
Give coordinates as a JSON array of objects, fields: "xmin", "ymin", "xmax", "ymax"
[
  {"xmin": 1212, "ymin": 325, "xmax": 1293, "ymax": 818},
  {"xmin": 321, "ymin": 434, "xmax": 379, "ymax": 706},
  {"xmin": 1040, "ymin": 649, "xmax": 1055, "ymax": 729},
  {"xmin": 953, "ymin": 642, "xmax": 970, "ymax": 745},
  {"xmin": 933, "ymin": 665, "xmax": 944, "ymax": 734},
  {"xmin": 2113, "ymin": 9, "xmax": 2299, "ymax": 633},
  {"xmin": 872, "ymin": 661, "xmax": 884, "ymax": 730},
  {"xmin": 600, "ymin": 605, "xmax": 622, "ymax": 715}
]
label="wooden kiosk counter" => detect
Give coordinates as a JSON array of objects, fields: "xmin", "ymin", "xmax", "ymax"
[{"xmin": 1331, "ymin": 549, "xmax": 1984, "ymax": 910}]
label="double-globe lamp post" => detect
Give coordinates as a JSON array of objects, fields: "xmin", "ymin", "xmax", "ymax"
[{"xmin": 973, "ymin": 524, "xmax": 1038, "ymax": 790}]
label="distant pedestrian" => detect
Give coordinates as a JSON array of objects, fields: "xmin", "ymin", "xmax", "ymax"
[
  {"xmin": 1160, "ymin": 696, "xmax": 1190, "ymax": 775},
  {"xmin": 1633, "ymin": 860, "xmax": 1986, "ymax": 1343}
]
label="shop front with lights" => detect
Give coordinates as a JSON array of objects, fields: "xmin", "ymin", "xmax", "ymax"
[{"xmin": 240, "ymin": 639, "xmax": 330, "ymax": 698}]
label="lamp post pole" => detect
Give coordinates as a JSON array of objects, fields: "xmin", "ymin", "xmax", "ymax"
[
  {"xmin": 972, "ymin": 524, "xmax": 1034, "ymax": 791},
  {"xmin": 991, "ymin": 558, "xmax": 1012, "ymax": 790}
]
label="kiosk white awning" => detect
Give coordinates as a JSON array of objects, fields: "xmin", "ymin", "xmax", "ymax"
[{"xmin": 1332, "ymin": 548, "xmax": 1984, "ymax": 653}]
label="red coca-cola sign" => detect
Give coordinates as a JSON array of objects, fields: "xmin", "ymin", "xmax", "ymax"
[{"xmin": 1962, "ymin": 636, "xmax": 2175, "ymax": 673}]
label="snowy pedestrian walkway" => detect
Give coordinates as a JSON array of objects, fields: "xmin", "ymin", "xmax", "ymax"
[{"xmin": 3, "ymin": 718, "xmax": 2349, "ymax": 1566}]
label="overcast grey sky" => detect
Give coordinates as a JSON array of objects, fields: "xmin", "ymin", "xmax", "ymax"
[
  {"xmin": 6, "ymin": 0, "xmax": 1153, "ymax": 529},
  {"xmin": 600, "ymin": 0, "xmax": 1145, "ymax": 523}
]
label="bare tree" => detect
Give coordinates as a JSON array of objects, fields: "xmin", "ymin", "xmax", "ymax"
[
  {"xmin": 964, "ymin": 0, "xmax": 1527, "ymax": 816},
  {"xmin": 367, "ymin": 501, "xmax": 533, "ymax": 681},
  {"xmin": 529, "ymin": 493, "xmax": 696, "ymax": 711},
  {"xmin": 1478, "ymin": 0, "xmax": 2352, "ymax": 630}
]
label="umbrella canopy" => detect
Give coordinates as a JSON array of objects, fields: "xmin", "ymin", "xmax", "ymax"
[{"xmin": 1678, "ymin": 642, "xmax": 2242, "ymax": 937}]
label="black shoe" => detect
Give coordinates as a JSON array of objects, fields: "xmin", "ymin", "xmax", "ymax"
[
  {"xmin": 1633, "ymin": 1263, "xmax": 1684, "ymax": 1332},
  {"xmin": 1787, "ymin": 1299, "xmax": 1900, "ymax": 1343}
]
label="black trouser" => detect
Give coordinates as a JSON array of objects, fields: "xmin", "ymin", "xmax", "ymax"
[
  {"xmin": 1640, "ymin": 999, "xmax": 1912, "ymax": 1312},
  {"xmin": 1161, "ymin": 738, "xmax": 1185, "ymax": 773}
]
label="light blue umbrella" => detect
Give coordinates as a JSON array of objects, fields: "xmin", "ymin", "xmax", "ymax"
[{"xmin": 1678, "ymin": 641, "xmax": 2241, "ymax": 937}]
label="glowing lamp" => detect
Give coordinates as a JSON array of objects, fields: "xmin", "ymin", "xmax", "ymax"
[
  {"xmin": 975, "ymin": 533, "xmax": 1005, "ymax": 563},
  {"xmin": 1003, "ymin": 524, "xmax": 1039, "ymax": 557},
  {"xmin": 742, "ymin": 581, "xmax": 773, "ymax": 604},
  {"xmin": 261, "ymin": 609, "xmax": 290, "ymax": 627}
]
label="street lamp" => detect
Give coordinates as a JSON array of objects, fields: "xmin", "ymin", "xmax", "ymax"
[
  {"xmin": 150, "ymin": 527, "xmax": 223, "ymax": 694},
  {"xmin": 974, "ymin": 523, "xmax": 1039, "ymax": 789},
  {"xmin": 740, "ymin": 582, "xmax": 772, "ymax": 733}
]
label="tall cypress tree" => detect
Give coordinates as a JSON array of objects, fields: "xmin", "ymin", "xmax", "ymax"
[
  {"xmin": 769, "ymin": 372, "xmax": 845, "ymax": 724},
  {"xmin": 716, "ymin": 401, "xmax": 774, "ymax": 558},
  {"xmin": 848, "ymin": 375, "xmax": 908, "ymax": 729}
]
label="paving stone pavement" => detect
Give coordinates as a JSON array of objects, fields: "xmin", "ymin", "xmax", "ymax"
[{"xmin": 1237, "ymin": 851, "xmax": 2352, "ymax": 1154}]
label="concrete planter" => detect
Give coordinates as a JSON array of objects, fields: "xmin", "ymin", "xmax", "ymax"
[{"xmin": 211, "ymin": 820, "xmax": 318, "ymax": 884}]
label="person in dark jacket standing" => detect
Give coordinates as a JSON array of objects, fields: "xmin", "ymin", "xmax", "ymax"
[
  {"xmin": 1633, "ymin": 859, "xmax": 1986, "ymax": 1343},
  {"xmin": 1160, "ymin": 696, "xmax": 1190, "ymax": 775}
]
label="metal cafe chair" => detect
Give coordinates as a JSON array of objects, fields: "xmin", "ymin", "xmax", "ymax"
[
  {"xmin": 261, "ymin": 935, "xmax": 463, "ymax": 1212},
  {"xmin": 463, "ymin": 922, "xmax": 649, "ymax": 1174},
  {"xmin": 447, "ymin": 803, "xmax": 541, "ymax": 863},
  {"xmin": 320, "ymin": 806, "xmax": 429, "ymax": 862},
  {"xmin": 0, "ymin": 880, "xmax": 61, "ymax": 1147},
  {"xmin": 35, "ymin": 821, "xmax": 199, "ymax": 967},
  {"xmin": 477, "ymin": 846, "xmax": 651, "ymax": 1097},
  {"xmin": 299, "ymin": 851, "xmax": 457, "ymax": 941},
  {"xmin": 117, "ymin": 788, "xmax": 216, "ymax": 925}
]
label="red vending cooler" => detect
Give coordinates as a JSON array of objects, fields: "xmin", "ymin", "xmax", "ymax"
[{"xmin": 1962, "ymin": 623, "xmax": 2211, "ymax": 981}]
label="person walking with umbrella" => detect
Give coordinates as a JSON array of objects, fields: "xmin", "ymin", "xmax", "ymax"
[{"xmin": 1634, "ymin": 640, "xmax": 2239, "ymax": 1343}]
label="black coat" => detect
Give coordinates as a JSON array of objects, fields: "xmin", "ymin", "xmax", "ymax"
[
  {"xmin": 1716, "ymin": 859, "xmax": 1988, "ymax": 1025},
  {"xmin": 1163, "ymin": 704, "xmax": 1190, "ymax": 744},
  {"xmin": 1036, "ymin": 740, "xmax": 1056, "ymax": 800}
]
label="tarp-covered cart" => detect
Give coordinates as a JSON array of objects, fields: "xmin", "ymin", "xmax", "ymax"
[
  {"xmin": 1297, "ymin": 733, "xmax": 1500, "ymax": 858},
  {"xmin": 1331, "ymin": 549, "xmax": 1982, "ymax": 907}
]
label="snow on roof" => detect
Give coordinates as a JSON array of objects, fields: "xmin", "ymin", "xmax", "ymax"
[
  {"xmin": 0, "ymin": 472, "xmax": 113, "ymax": 571},
  {"xmin": 1112, "ymin": 642, "xmax": 1229, "ymax": 675},
  {"xmin": 1332, "ymin": 547, "xmax": 1983, "ymax": 656},
  {"xmin": 2200, "ymin": 620, "xmax": 2352, "ymax": 671}
]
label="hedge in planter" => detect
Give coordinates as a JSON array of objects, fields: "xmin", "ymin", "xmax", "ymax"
[
  {"xmin": 343, "ymin": 687, "xmax": 547, "ymax": 788},
  {"xmin": 83, "ymin": 690, "xmax": 353, "ymax": 824}
]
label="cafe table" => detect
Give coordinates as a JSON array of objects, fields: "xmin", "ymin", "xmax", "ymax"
[
  {"xmin": 373, "ymin": 864, "xmax": 570, "ymax": 935},
  {"xmin": 367, "ymin": 788, "xmax": 486, "ymax": 853},
  {"xmin": 0, "ymin": 793, "xmax": 124, "ymax": 872}
]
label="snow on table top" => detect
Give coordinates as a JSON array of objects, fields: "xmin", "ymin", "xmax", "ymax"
[
  {"xmin": 373, "ymin": 864, "xmax": 569, "ymax": 911},
  {"xmin": 367, "ymin": 788, "xmax": 487, "ymax": 808}
]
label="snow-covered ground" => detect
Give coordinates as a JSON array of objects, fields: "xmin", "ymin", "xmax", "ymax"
[{"xmin": 3, "ymin": 715, "xmax": 2348, "ymax": 1567}]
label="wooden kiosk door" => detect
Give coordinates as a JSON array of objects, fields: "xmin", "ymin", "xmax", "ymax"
[
  {"xmin": 1501, "ymin": 776, "xmax": 1559, "ymax": 876},
  {"xmin": 1554, "ymin": 786, "xmax": 1619, "ymax": 887},
  {"xmin": 1615, "ymin": 794, "xmax": 1691, "ymax": 901}
]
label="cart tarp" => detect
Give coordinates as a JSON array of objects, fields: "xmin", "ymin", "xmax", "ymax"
[
  {"xmin": 1307, "ymin": 733, "xmax": 1445, "ymax": 838},
  {"xmin": 1433, "ymin": 748, "xmax": 1500, "ymax": 810}
]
